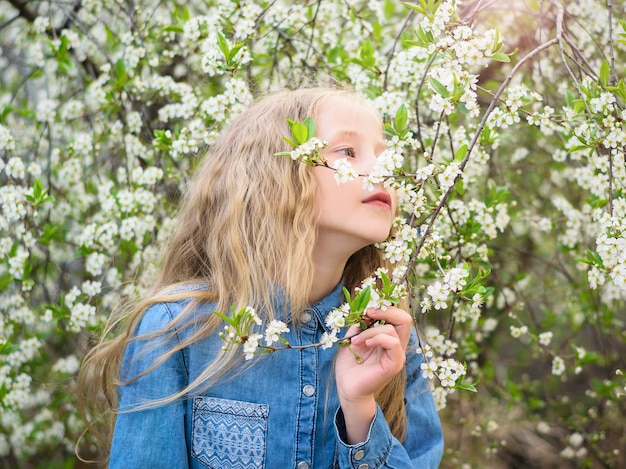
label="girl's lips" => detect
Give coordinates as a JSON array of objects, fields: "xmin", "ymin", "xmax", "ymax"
[{"xmin": 363, "ymin": 192, "xmax": 392, "ymax": 209}]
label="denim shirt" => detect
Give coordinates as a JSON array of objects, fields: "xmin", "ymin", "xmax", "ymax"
[{"xmin": 110, "ymin": 282, "xmax": 444, "ymax": 469}]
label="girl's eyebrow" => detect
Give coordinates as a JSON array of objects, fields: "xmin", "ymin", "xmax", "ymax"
[{"xmin": 329, "ymin": 129, "xmax": 386, "ymax": 152}]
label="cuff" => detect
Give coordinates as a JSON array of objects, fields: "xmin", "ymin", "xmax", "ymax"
[{"xmin": 334, "ymin": 406, "xmax": 393, "ymax": 469}]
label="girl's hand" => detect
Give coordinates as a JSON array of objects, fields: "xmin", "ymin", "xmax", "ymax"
[{"xmin": 334, "ymin": 306, "xmax": 412, "ymax": 444}]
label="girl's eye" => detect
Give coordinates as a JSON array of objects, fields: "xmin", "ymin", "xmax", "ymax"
[{"xmin": 336, "ymin": 147, "xmax": 356, "ymax": 158}]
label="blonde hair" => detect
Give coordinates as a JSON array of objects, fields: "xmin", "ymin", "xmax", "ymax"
[{"xmin": 77, "ymin": 87, "xmax": 407, "ymax": 460}]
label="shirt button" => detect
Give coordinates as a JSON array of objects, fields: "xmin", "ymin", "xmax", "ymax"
[
  {"xmin": 301, "ymin": 311, "xmax": 312, "ymax": 323},
  {"xmin": 303, "ymin": 384, "xmax": 315, "ymax": 397},
  {"xmin": 357, "ymin": 465, "xmax": 369, "ymax": 469},
  {"xmin": 354, "ymin": 449, "xmax": 365, "ymax": 460},
  {"xmin": 296, "ymin": 462, "xmax": 309, "ymax": 469}
]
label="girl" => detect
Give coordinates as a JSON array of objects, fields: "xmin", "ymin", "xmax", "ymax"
[{"xmin": 78, "ymin": 87, "xmax": 444, "ymax": 468}]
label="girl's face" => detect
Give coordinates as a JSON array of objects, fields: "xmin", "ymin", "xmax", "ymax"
[{"xmin": 312, "ymin": 94, "xmax": 396, "ymax": 257}]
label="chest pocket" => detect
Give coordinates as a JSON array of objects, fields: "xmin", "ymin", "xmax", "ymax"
[{"xmin": 191, "ymin": 396, "xmax": 269, "ymax": 469}]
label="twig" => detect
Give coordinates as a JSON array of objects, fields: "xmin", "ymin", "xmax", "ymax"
[
  {"xmin": 383, "ymin": 8, "xmax": 415, "ymax": 91},
  {"xmin": 414, "ymin": 53, "xmax": 439, "ymax": 153},
  {"xmin": 606, "ymin": 0, "xmax": 617, "ymax": 86}
]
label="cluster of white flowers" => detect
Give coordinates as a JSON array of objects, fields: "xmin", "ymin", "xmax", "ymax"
[
  {"xmin": 325, "ymin": 304, "xmax": 349, "ymax": 331},
  {"xmin": 35, "ymin": 98, "xmax": 58, "ymax": 123},
  {"xmin": 6, "ymin": 337, "xmax": 41, "ymax": 368},
  {"xmin": 51, "ymin": 355, "xmax": 80, "ymax": 375},
  {"xmin": 552, "ymin": 196, "xmax": 588, "ymax": 249},
  {"xmin": 510, "ymin": 325, "xmax": 528, "ymax": 339},
  {"xmin": 452, "ymin": 294, "xmax": 483, "ymax": 324},
  {"xmin": 538, "ymin": 331, "xmax": 553, "ymax": 346},
  {"xmin": 242, "ymin": 334, "xmax": 263, "ymax": 360},
  {"xmin": 200, "ymin": 34, "xmax": 251, "ymax": 76},
  {"xmin": 0, "ymin": 186, "xmax": 26, "ymax": 224},
  {"xmin": 380, "ymin": 218, "xmax": 419, "ymax": 264},
  {"xmin": 437, "ymin": 161, "xmax": 462, "ymax": 192},
  {"xmin": 264, "ymin": 320, "xmax": 290, "ymax": 346},
  {"xmin": 414, "ymin": 1, "xmax": 499, "ymax": 117},
  {"xmin": 4, "ymin": 157, "xmax": 25, "ymax": 180},
  {"xmin": 331, "ymin": 158, "xmax": 359, "ymax": 184},
  {"xmin": 63, "ymin": 285, "xmax": 96, "ymax": 332},
  {"xmin": 158, "ymin": 84, "xmax": 199, "ymax": 123},
  {"xmin": 590, "ymin": 201, "xmax": 626, "ymax": 296},
  {"xmin": 551, "ymin": 356, "xmax": 566, "ymax": 376},
  {"xmin": 362, "ymin": 148, "xmax": 405, "ymax": 190},
  {"xmin": 560, "ymin": 432, "xmax": 587, "ymax": 460},
  {"xmin": 132, "ymin": 166, "xmax": 164, "ymax": 186},
  {"xmin": 488, "ymin": 84, "xmax": 542, "ymax": 130},
  {"xmin": 419, "ymin": 354, "xmax": 466, "ymax": 388},
  {"xmin": 424, "ymin": 327, "xmax": 459, "ymax": 356},
  {"xmin": 0, "ymin": 124, "xmax": 15, "ymax": 151},
  {"xmin": 443, "ymin": 266, "xmax": 468, "ymax": 292},
  {"xmin": 288, "ymin": 137, "xmax": 328, "ymax": 165},
  {"xmin": 419, "ymin": 281, "xmax": 444, "ymax": 312},
  {"xmin": 200, "ymin": 78, "xmax": 252, "ymax": 125}
]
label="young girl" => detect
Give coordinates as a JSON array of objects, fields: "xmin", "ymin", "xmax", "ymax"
[{"xmin": 78, "ymin": 87, "xmax": 444, "ymax": 468}]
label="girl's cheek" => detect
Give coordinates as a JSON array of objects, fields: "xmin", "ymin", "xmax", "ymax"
[{"xmin": 390, "ymin": 189, "xmax": 399, "ymax": 213}]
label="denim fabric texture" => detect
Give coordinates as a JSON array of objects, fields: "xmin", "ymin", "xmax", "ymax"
[{"xmin": 110, "ymin": 282, "xmax": 444, "ymax": 468}]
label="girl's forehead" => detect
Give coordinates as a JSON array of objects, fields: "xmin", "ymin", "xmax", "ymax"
[
  {"xmin": 315, "ymin": 94, "xmax": 382, "ymax": 124},
  {"xmin": 317, "ymin": 93, "xmax": 373, "ymax": 110}
]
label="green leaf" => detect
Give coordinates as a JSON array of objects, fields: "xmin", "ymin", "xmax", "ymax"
[
  {"xmin": 455, "ymin": 378, "xmax": 478, "ymax": 392},
  {"xmin": 216, "ymin": 32, "xmax": 229, "ymax": 59},
  {"xmin": 213, "ymin": 309, "xmax": 237, "ymax": 328},
  {"xmin": 351, "ymin": 286, "xmax": 372, "ymax": 313},
  {"xmin": 290, "ymin": 122, "xmax": 308, "ymax": 145},
  {"xmin": 0, "ymin": 272, "xmax": 12, "ymax": 291},
  {"xmin": 401, "ymin": 1, "xmax": 426, "ymax": 14},
  {"xmin": 114, "ymin": 58, "xmax": 127, "ymax": 82},
  {"xmin": 394, "ymin": 104, "xmax": 408, "ymax": 133},
  {"xmin": 164, "ymin": 25, "xmax": 184, "ymax": 33},
  {"xmin": 343, "ymin": 287, "xmax": 352, "ymax": 304},
  {"xmin": 359, "ymin": 40, "xmax": 376, "ymax": 68},
  {"xmin": 303, "ymin": 117, "xmax": 316, "ymax": 140},
  {"xmin": 41, "ymin": 223, "xmax": 59, "ymax": 245},
  {"xmin": 227, "ymin": 43, "xmax": 245, "ymax": 63},
  {"xmin": 430, "ymin": 77, "xmax": 449, "ymax": 97},
  {"xmin": 599, "ymin": 59, "xmax": 610, "ymax": 87},
  {"xmin": 454, "ymin": 144, "xmax": 468, "ymax": 162},
  {"xmin": 564, "ymin": 88, "xmax": 577, "ymax": 107},
  {"xmin": 453, "ymin": 178, "xmax": 465, "ymax": 195},
  {"xmin": 491, "ymin": 52, "xmax": 510, "ymax": 63},
  {"xmin": 379, "ymin": 270, "xmax": 392, "ymax": 290}
]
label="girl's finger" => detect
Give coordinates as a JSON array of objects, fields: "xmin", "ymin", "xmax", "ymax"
[
  {"xmin": 349, "ymin": 323, "xmax": 396, "ymax": 345},
  {"xmin": 363, "ymin": 307, "xmax": 412, "ymax": 345},
  {"xmin": 361, "ymin": 334, "xmax": 407, "ymax": 369},
  {"xmin": 365, "ymin": 306, "xmax": 411, "ymax": 327}
]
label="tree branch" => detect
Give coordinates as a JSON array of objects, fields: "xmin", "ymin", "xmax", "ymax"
[{"xmin": 403, "ymin": 35, "xmax": 560, "ymax": 284}]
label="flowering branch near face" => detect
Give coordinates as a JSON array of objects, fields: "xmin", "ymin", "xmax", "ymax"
[
  {"xmin": 223, "ymin": 116, "xmax": 480, "ymax": 392},
  {"xmin": 215, "ymin": 269, "xmax": 399, "ymax": 357}
]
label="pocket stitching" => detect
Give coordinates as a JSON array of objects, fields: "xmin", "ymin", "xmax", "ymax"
[{"xmin": 191, "ymin": 396, "xmax": 268, "ymax": 469}]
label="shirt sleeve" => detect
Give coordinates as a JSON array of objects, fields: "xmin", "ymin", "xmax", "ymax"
[
  {"xmin": 334, "ymin": 330, "xmax": 444, "ymax": 469},
  {"xmin": 109, "ymin": 302, "xmax": 191, "ymax": 469}
]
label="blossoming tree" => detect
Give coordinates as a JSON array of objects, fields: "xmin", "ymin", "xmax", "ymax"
[{"xmin": 0, "ymin": 0, "xmax": 624, "ymax": 467}]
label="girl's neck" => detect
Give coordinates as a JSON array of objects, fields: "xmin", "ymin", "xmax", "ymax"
[
  {"xmin": 308, "ymin": 265, "xmax": 343, "ymax": 305},
  {"xmin": 309, "ymin": 240, "xmax": 352, "ymax": 305}
]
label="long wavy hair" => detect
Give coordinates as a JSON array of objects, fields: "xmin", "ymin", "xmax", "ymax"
[{"xmin": 76, "ymin": 87, "xmax": 407, "ymax": 460}]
